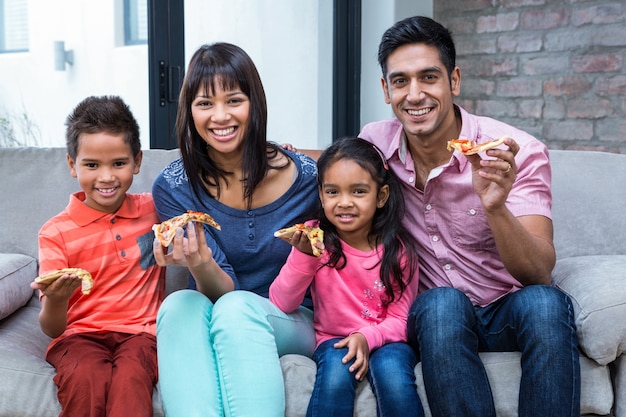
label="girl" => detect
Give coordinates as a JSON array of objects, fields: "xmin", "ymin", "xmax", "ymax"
[
  {"xmin": 270, "ymin": 137, "xmax": 424, "ymax": 417},
  {"xmin": 152, "ymin": 43, "xmax": 320, "ymax": 417}
]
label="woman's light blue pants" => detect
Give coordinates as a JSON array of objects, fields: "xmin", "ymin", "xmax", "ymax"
[{"xmin": 156, "ymin": 289, "xmax": 315, "ymax": 417}]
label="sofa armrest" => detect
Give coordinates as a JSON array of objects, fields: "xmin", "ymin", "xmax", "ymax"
[
  {"xmin": 0, "ymin": 254, "xmax": 38, "ymax": 320},
  {"xmin": 553, "ymin": 255, "xmax": 626, "ymax": 365}
]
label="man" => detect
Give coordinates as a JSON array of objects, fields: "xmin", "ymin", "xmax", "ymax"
[{"xmin": 359, "ymin": 16, "xmax": 580, "ymax": 417}]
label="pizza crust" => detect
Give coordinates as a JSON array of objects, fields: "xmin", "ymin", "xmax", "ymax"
[
  {"xmin": 447, "ymin": 136, "xmax": 508, "ymax": 155},
  {"xmin": 34, "ymin": 268, "xmax": 94, "ymax": 295},
  {"xmin": 153, "ymin": 210, "xmax": 221, "ymax": 247},
  {"xmin": 274, "ymin": 224, "xmax": 325, "ymax": 257}
]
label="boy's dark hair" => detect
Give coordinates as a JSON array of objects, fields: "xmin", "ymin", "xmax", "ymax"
[
  {"xmin": 65, "ymin": 95, "xmax": 141, "ymax": 160},
  {"xmin": 176, "ymin": 42, "xmax": 286, "ymax": 208},
  {"xmin": 316, "ymin": 137, "xmax": 419, "ymax": 304},
  {"xmin": 378, "ymin": 16, "xmax": 456, "ymax": 84}
]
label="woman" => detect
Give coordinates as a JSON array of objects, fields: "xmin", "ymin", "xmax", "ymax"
[{"xmin": 152, "ymin": 42, "xmax": 319, "ymax": 417}]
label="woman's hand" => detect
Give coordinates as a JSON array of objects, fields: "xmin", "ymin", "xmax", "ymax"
[
  {"xmin": 153, "ymin": 221, "xmax": 214, "ymax": 268},
  {"xmin": 334, "ymin": 333, "xmax": 370, "ymax": 381}
]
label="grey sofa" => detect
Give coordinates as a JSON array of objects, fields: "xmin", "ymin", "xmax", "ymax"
[{"xmin": 0, "ymin": 146, "xmax": 624, "ymax": 417}]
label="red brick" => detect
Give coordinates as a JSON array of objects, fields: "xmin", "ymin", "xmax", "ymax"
[
  {"xmin": 595, "ymin": 75, "xmax": 626, "ymax": 95},
  {"xmin": 477, "ymin": 12, "xmax": 519, "ymax": 33},
  {"xmin": 596, "ymin": 119, "xmax": 626, "ymax": 141},
  {"xmin": 501, "ymin": 0, "xmax": 546, "ymax": 7},
  {"xmin": 498, "ymin": 78, "xmax": 542, "ymax": 97},
  {"xmin": 572, "ymin": 53, "xmax": 623, "ymax": 73},
  {"xmin": 519, "ymin": 100, "xmax": 543, "ymax": 118},
  {"xmin": 476, "ymin": 100, "xmax": 518, "ymax": 117},
  {"xmin": 523, "ymin": 56, "xmax": 570, "ymax": 75},
  {"xmin": 520, "ymin": 8, "xmax": 569, "ymax": 30},
  {"xmin": 544, "ymin": 120, "xmax": 593, "ymax": 140},
  {"xmin": 498, "ymin": 34, "xmax": 542, "ymax": 53},
  {"xmin": 543, "ymin": 99, "xmax": 566, "ymax": 119},
  {"xmin": 567, "ymin": 98, "xmax": 614, "ymax": 119},
  {"xmin": 543, "ymin": 76, "xmax": 592, "ymax": 96},
  {"xmin": 572, "ymin": 4, "xmax": 624, "ymax": 26},
  {"xmin": 459, "ymin": 79, "xmax": 496, "ymax": 96}
]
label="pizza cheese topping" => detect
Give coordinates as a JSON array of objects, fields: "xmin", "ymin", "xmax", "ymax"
[
  {"xmin": 153, "ymin": 210, "xmax": 221, "ymax": 247},
  {"xmin": 447, "ymin": 135, "xmax": 509, "ymax": 155},
  {"xmin": 274, "ymin": 223, "xmax": 325, "ymax": 257}
]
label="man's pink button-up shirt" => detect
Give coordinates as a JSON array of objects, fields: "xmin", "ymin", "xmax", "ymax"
[{"xmin": 360, "ymin": 106, "xmax": 552, "ymax": 307}]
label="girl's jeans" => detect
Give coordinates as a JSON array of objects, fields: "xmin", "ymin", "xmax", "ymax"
[
  {"xmin": 407, "ymin": 286, "xmax": 581, "ymax": 417},
  {"xmin": 307, "ymin": 338, "xmax": 424, "ymax": 417},
  {"xmin": 156, "ymin": 289, "xmax": 315, "ymax": 417}
]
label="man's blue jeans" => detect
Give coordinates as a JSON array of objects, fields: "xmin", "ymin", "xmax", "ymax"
[
  {"xmin": 307, "ymin": 338, "xmax": 424, "ymax": 417},
  {"xmin": 407, "ymin": 286, "xmax": 580, "ymax": 417}
]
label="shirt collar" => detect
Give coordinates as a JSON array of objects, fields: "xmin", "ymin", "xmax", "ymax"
[{"xmin": 67, "ymin": 191, "xmax": 138, "ymax": 226}]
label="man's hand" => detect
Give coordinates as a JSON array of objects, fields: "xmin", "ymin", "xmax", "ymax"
[
  {"xmin": 334, "ymin": 333, "xmax": 370, "ymax": 381},
  {"xmin": 465, "ymin": 137, "xmax": 519, "ymax": 212}
]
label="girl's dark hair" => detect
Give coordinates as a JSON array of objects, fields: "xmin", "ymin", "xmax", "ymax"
[
  {"xmin": 65, "ymin": 95, "xmax": 141, "ymax": 160},
  {"xmin": 317, "ymin": 137, "xmax": 419, "ymax": 304},
  {"xmin": 378, "ymin": 16, "xmax": 456, "ymax": 85},
  {"xmin": 176, "ymin": 42, "xmax": 286, "ymax": 207}
]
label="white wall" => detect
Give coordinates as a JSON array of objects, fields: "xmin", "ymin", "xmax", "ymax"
[{"xmin": 0, "ymin": 0, "xmax": 431, "ymax": 150}]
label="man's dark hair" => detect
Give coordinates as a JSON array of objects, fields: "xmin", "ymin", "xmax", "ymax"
[
  {"xmin": 65, "ymin": 95, "xmax": 141, "ymax": 160},
  {"xmin": 378, "ymin": 16, "xmax": 456, "ymax": 82}
]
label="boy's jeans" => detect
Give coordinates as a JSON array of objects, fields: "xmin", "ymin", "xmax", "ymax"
[{"xmin": 408, "ymin": 285, "xmax": 581, "ymax": 417}]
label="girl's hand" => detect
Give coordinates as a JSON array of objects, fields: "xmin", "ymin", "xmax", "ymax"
[
  {"xmin": 153, "ymin": 221, "xmax": 214, "ymax": 268},
  {"xmin": 334, "ymin": 333, "xmax": 370, "ymax": 381},
  {"xmin": 279, "ymin": 230, "xmax": 315, "ymax": 256}
]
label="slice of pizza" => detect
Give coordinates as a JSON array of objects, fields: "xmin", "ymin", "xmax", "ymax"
[
  {"xmin": 153, "ymin": 210, "xmax": 221, "ymax": 247},
  {"xmin": 274, "ymin": 224, "xmax": 325, "ymax": 257},
  {"xmin": 34, "ymin": 268, "xmax": 94, "ymax": 295},
  {"xmin": 447, "ymin": 135, "xmax": 508, "ymax": 155}
]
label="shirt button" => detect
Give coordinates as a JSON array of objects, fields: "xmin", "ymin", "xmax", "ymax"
[
  {"xmin": 247, "ymin": 211, "xmax": 254, "ymax": 216},
  {"xmin": 116, "ymin": 235, "xmax": 121, "ymax": 241},
  {"xmin": 469, "ymin": 209, "xmax": 477, "ymax": 215},
  {"xmin": 248, "ymin": 234, "xmax": 254, "ymax": 240},
  {"xmin": 444, "ymin": 264, "xmax": 451, "ymax": 270},
  {"xmin": 248, "ymin": 221, "xmax": 254, "ymax": 228},
  {"xmin": 432, "ymin": 236, "xmax": 439, "ymax": 242},
  {"xmin": 426, "ymin": 204, "xmax": 432, "ymax": 211},
  {"xmin": 120, "ymin": 251, "xmax": 126, "ymax": 257},
  {"xmin": 111, "ymin": 218, "xmax": 116, "ymax": 224},
  {"xmin": 409, "ymin": 177, "xmax": 414, "ymax": 183}
]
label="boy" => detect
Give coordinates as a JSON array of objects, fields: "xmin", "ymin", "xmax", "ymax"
[{"xmin": 31, "ymin": 95, "xmax": 165, "ymax": 417}]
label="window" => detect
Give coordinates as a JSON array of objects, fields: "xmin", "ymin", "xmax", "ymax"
[
  {"xmin": 0, "ymin": 0, "xmax": 28, "ymax": 53},
  {"xmin": 124, "ymin": 0, "xmax": 147, "ymax": 45}
]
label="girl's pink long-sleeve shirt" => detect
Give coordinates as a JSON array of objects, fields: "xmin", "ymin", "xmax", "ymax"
[{"xmin": 269, "ymin": 241, "xmax": 419, "ymax": 351}]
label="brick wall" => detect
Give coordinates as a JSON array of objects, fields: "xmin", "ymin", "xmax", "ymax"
[{"xmin": 434, "ymin": 0, "xmax": 626, "ymax": 153}]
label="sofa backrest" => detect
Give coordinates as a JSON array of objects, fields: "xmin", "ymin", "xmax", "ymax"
[
  {"xmin": 550, "ymin": 149, "xmax": 626, "ymax": 259},
  {"xmin": 0, "ymin": 147, "xmax": 181, "ymax": 259}
]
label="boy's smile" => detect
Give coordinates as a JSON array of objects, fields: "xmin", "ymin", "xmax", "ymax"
[{"xmin": 67, "ymin": 132, "xmax": 142, "ymax": 214}]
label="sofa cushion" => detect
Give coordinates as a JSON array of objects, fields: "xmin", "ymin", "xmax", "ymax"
[
  {"xmin": 281, "ymin": 351, "xmax": 613, "ymax": 417},
  {"xmin": 0, "ymin": 253, "xmax": 38, "ymax": 320},
  {"xmin": 553, "ymin": 255, "xmax": 626, "ymax": 365}
]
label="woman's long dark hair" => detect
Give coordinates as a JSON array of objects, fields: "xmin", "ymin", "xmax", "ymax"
[
  {"xmin": 176, "ymin": 42, "xmax": 286, "ymax": 207},
  {"xmin": 317, "ymin": 137, "xmax": 419, "ymax": 303}
]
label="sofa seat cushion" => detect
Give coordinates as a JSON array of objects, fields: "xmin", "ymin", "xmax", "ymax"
[
  {"xmin": 0, "ymin": 253, "xmax": 38, "ymax": 320},
  {"xmin": 0, "ymin": 306, "xmax": 165, "ymax": 416},
  {"xmin": 280, "ymin": 351, "xmax": 612, "ymax": 417},
  {"xmin": 553, "ymin": 255, "xmax": 626, "ymax": 365}
]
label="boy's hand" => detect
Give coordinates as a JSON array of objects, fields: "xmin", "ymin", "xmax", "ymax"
[
  {"xmin": 31, "ymin": 274, "xmax": 82, "ymax": 302},
  {"xmin": 334, "ymin": 333, "xmax": 370, "ymax": 381}
]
